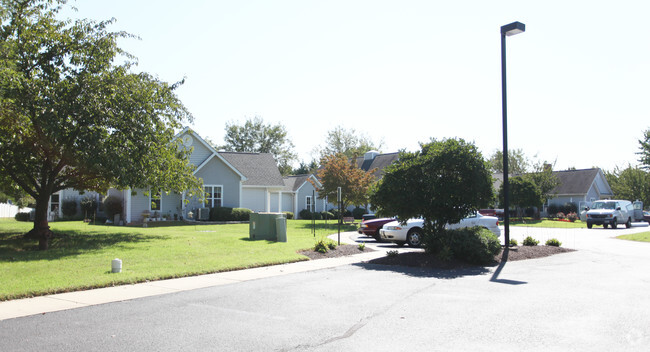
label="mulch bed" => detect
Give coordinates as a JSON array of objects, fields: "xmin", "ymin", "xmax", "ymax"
[
  {"xmin": 299, "ymin": 244, "xmax": 574, "ymax": 269},
  {"xmin": 299, "ymin": 244, "xmax": 376, "ymax": 259}
]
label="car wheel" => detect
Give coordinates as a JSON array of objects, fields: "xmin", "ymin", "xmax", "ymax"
[
  {"xmin": 610, "ymin": 218, "xmax": 617, "ymax": 229},
  {"xmin": 625, "ymin": 218, "xmax": 632, "ymax": 228},
  {"xmin": 587, "ymin": 222, "xmax": 593, "ymax": 229},
  {"xmin": 603, "ymin": 223, "xmax": 608, "ymax": 229},
  {"xmin": 406, "ymin": 228, "xmax": 423, "ymax": 248}
]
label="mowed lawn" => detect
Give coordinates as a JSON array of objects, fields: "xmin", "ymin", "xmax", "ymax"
[
  {"xmin": 0, "ymin": 219, "xmax": 354, "ymax": 301},
  {"xmin": 509, "ymin": 219, "xmax": 586, "ymax": 228}
]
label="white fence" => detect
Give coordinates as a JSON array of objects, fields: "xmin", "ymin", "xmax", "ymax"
[{"xmin": 0, "ymin": 203, "xmax": 31, "ymax": 218}]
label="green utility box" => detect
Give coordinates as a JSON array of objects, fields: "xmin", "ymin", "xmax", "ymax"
[{"xmin": 249, "ymin": 212, "xmax": 287, "ymax": 242}]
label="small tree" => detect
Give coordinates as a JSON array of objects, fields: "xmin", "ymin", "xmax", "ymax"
[
  {"xmin": 371, "ymin": 138, "xmax": 493, "ymax": 234},
  {"xmin": 498, "ymin": 176, "xmax": 542, "ymax": 219},
  {"xmin": 638, "ymin": 129, "xmax": 650, "ymax": 169},
  {"xmin": 316, "ymin": 126, "xmax": 383, "ymax": 160},
  {"xmin": 316, "ymin": 153, "xmax": 376, "ymax": 210}
]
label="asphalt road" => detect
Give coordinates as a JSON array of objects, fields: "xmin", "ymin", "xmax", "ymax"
[{"xmin": 1, "ymin": 224, "xmax": 650, "ymax": 351}]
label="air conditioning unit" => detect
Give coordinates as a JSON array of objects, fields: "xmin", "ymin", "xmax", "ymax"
[{"xmin": 198, "ymin": 207, "xmax": 210, "ymax": 221}]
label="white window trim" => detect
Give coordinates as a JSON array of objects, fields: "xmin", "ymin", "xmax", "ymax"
[
  {"xmin": 204, "ymin": 185, "xmax": 223, "ymax": 208},
  {"xmin": 306, "ymin": 196, "xmax": 312, "ymax": 212},
  {"xmin": 149, "ymin": 188, "xmax": 162, "ymax": 212}
]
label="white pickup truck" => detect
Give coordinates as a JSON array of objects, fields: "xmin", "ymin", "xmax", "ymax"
[{"xmin": 585, "ymin": 200, "xmax": 633, "ymax": 229}]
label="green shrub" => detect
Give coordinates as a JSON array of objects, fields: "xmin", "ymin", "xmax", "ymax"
[
  {"xmin": 299, "ymin": 209, "xmax": 311, "ymax": 219},
  {"xmin": 352, "ymin": 207, "xmax": 368, "ymax": 219},
  {"xmin": 103, "ymin": 195, "xmax": 123, "ymax": 219},
  {"xmin": 386, "ymin": 250, "xmax": 399, "ymax": 257},
  {"xmin": 321, "ymin": 211, "xmax": 335, "ymax": 220},
  {"xmin": 566, "ymin": 212, "xmax": 578, "ymax": 222},
  {"xmin": 327, "ymin": 240, "xmax": 337, "ymax": 250},
  {"xmin": 524, "ymin": 207, "xmax": 535, "ymax": 218},
  {"xmin": 210, "ymin": 206, "xmax": 233, "ymax": 221},
  {"xmin": 80, "ymin": 196, "xmax": 97, "ymax": 218},
  {"xmin": 61, "ymin": 199, "xmax": 77, "ymax": 217},
  {"xmin": 314, "ymin": 239, "xmax": 329, "ymax": 253},
  {"xmin": 358, "ymin": 243, "xmax": 365, "ymax": 251},
  {"xmin": 232, "ymin": 208, "xmax": 252, "ymax": 221},
  {"xmin": 560, "ymin": 202, "xmax": 578, "ymax": 215},
  {"xmin": 545, "ymin": 238, "xmax": 562, "ymax": 247},
  {"xmin": 423, "ymin": 227, "xmax": 501, "ymax": 265},
  {"xmin": 14, "ymin": 212, "xmax": 31, "ymax": 222},
  {"xmin": 283, "ymin": 211, "xmax": 294, "ymax": 219},
  {"xmin": 547, "ymin": 204, "xmax": 559, "ymax": 218},
  {"xmin": 509, "ymin": 238, "xmax": 518, "ymax": 247},
  {"xmin": 523, "ymin": 236, "xmax": 539, "ymax": 246}
]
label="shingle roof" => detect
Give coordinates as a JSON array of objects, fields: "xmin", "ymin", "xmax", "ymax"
[
  {"xmin": 218, "ymin": 152, "xmax": 285, "ymax": 187},
  {"xmin": 551, "ymin": 168, "xmax": 601, "ymax": 195},
  {"xmin": 354, "ymin": 152, "xmax": 400, "ymax": 179}
]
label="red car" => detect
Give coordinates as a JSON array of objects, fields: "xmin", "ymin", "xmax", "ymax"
[{"xmin": 358, "ymin": 217, "xmax": 395, "ymax": 241}]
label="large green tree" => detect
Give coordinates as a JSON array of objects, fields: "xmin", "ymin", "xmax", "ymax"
[
  {"xmin": 316, "ymin": 126, "xmax": 383, "ymax": 160},
  {"xmin": 370, "ymin": 138, "xmax": 493, "ymax": 234},
  {"xmin": 221, "ymin": 116, "xmax": 297, "ymax": 175},
  {"xmin": 498, "ymin": 176, "xmax": 543, "ymax": 218},
  {"xmin": 315, "ymin": 153, "xmax": 375, "ymax": 210},
  {"xmin": 523, "ymin": 161, "xmax": 560, "ymax": 206},
  {"xmin": 605, "ymin": 166, "xmax": 650, "ymax": 206},
  {"xmin": 487, "ymin": 148, "xmax": 530, "ymax": 175},
  {"xmin": 638, "ymin": 128, "xmax": 650, "ymax": 169},
  {"xmin": 0, "ymin": 0, "xmax": 201, "ymax": 249}
]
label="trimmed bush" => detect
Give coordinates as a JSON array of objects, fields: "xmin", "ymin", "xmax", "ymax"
[
  {"xmin": 509, "ymin": 238, "xmax": 518, "ymax": 247},
  {"xmin": 15, "ymin": 212, "xmax": 31, "ymax": 222},
  {"xmin": 523, "ymin": 236, "xmax": 539, "ymax": 246},
  {"xmin": 566, "ymin": 212, "xmax": 578, "ymax": 222},
  {"xmin": 352, "ymin": 207, "xmax": 368, "ymax": 219},
  {"xmin": 547, "ymin": 204, "xmax": 559, "ymax": 218},
  {"xmin": 560, "ymin": 202, "xmax": 578, "ymax": 215},
  {"xmin": 299, "ymin": 209, "xmax": 311, "ymax": 220},
  {"xmin": 283, "ymin": 211, "xmax": 294, "ymax": 220},
  {"xmin": 546, "ymin": 238, "xmax": 562, "ymax": 247},
  {"xmin": 61, "ymin": 199, "xmax": 77, "ymax": 217},
  {"xmin": 320, "ymin": 211, "xmax": 335, "ymax": 220},
  {"xmin": 103, "ymin": 195, "xmax": 123, "ymax": 219},
  {"xmin": 210, "ymin": 206, "xmax": 233, "ymax": 221},
  {"xmin": 232, "ymin": 208, "xmax": 252, "ymax": 221},
  {"xmin": 524, "ymin": 207, "xmax": 535, "ymax": 218},
  {"xmin": 423, "ymin": 227, "xmax": 501, "ymax": 265}
]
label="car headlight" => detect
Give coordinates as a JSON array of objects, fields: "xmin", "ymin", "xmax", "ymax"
[{"xmin": 385, "ymin": 226, "xmax": 402, "ymax": 231}]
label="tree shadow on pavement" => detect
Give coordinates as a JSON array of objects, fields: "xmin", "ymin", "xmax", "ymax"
[{"xmin": 353, "ymin": 262, "xmax": 491, "ymax": 280}]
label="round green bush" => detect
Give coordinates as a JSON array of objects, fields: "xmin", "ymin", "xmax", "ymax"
[
  {"xmin": 283, "ymin": 211, "xmax": 294, "ymax": 220},
  {"xmin": 352, "ymin": 207, "xmax": 368, "ymax": 219},
  {"xmin": 545, "ymin": 238, "xmax": 562, "ymax": 247},
  {"xmin": 232, "ymin": 208, "xmax": 252, "ymax": 221},
  {"xmin": 523, "ymin": 236, "xmax": 539, "ymax": 246},
  {"xmin": 299, "ymin": 209, "xmax": 311, "ymax": 219},
  {"xmin": 423, "ymin": 227, "xmax": 501, "ymax": 265},
  {"xmin": 320, "ymin": 211, "xmax": 335, "ymax": 220},
  {"xmin": 14, "ymin": 212, "xmax": 31, "ymax": 222}
]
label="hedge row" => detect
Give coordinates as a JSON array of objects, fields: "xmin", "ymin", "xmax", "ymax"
[{"xmin": 209, "ymin": 207, "xmax": 252, "ymax": 221}]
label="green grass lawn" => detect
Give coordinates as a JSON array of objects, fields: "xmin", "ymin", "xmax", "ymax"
[
  {"xmin": 0, "ymin": 219, "xmax": 355, "ymax": 301},
  {"xmin": 509, "ymin": 219, "xmax": 586, "ymax": 228},
  {"xmin": 617, "ymin": 232, "xmax": 650, "ymax": 243}
]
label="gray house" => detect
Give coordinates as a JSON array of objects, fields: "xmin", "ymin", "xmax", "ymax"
[{"xmin": 546, "ymin": 168, "xmax": 614, "ymax": 210}]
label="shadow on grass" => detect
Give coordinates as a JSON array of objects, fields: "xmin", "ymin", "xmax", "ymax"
[
  {"xmin": 239, "ymin": 237, "xmax": 277, "ymax": 244},
  {"xmin": 295, "ymin": 222, "xmax": 357, "ymax": 232},
  {"xmin": 0, "ymin": 229, "xmax": 170, "ymax": 262},
  {"xmin": 353, "ymin": 261, "xmax": 491, "ymax": 279}
]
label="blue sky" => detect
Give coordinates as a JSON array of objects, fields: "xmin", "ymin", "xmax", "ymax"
[{"xmin": 63, "ymin": 0, "xmax": 650, "ymax": 171}]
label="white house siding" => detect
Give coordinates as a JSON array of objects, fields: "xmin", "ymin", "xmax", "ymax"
[
  {"xmin": 270, "ymin": 193, "xmax": 279, "ymax": 212},
  {"xmin": 129, "ymin": 190, "xmax": 151, "ymax": 223},
  {"xmin": 281, "ymin": 193, "xmax": 293, "ymax": 214},
  {"xmin": 194, "ymin": 157, "xmax": 241, "ymax": 208},
  {"xmin": 242, "ymin": 188, "xmax": 267, "ymax": 212}
]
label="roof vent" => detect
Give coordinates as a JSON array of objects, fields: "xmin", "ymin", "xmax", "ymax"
[{"xmin": 364, "ymin": 150, "xmax": 379, "ymax": 161}]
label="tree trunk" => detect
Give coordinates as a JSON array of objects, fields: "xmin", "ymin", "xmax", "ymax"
[{"xmin": 25, "ymin": 194, "xmax": 53, "ymax": 250}]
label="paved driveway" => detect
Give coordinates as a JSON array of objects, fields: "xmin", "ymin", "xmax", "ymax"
[{"xmin": 1, "ymin": 225, "xmax": 649, "ymax": 351}]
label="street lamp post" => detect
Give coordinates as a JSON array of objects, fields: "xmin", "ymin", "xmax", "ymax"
[{"xmin": 500, "ymin": 21, "xmax": 525, "ymax": 247}]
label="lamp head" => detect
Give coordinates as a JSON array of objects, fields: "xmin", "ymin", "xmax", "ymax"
[{"xmin": 501, "ymin": 21, "xmax": 525, "ymax": 36}]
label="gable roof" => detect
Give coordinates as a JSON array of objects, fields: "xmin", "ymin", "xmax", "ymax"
[
  {"xmin": 219, "ymin": 152, "xmax": 284, "ymax": 187},
  {"xmin": 282, "ymin": 174, "xmax": 322, "ymax": 192},
  {"xmin": 551, "ymin": 168, "xmax": 609, "ymax": 195},
  {"xmin": 354, "ymin": 152, "xmax": 400, "ymax": 179},
  {"xmin": 175, "ymin": 127, "xmax": 247, "ymax": 181}
]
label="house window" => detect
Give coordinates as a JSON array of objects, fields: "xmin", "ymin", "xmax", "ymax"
[
  {"xmin": 50, "ymin": 194, "xmax": 59, "ymax": 212},
  {"xmin": 150, "ymin": 189, "xmax": 161, "ymax": 211},
  {"xmin": 204, "ymin": 185, "xmax": 222, "ymax": 208},
  {"xmin": 306, "ymin": 196, "xmax": 312, "ymax": 212}
]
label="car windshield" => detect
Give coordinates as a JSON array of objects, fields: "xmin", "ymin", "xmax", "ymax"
[{"xmin": 592, "ymin": 202, "xmax": 616, "ymax": 210}]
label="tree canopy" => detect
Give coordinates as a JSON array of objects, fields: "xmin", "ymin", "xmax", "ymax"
[
  {"xmin": 370, "ymin": 138, "xmax": 493, "ymax": 233},
  {"xmin": 0, "ymin": 0, "xmax": 200, "ymax": 248},
  {"xmin": 487, "ymin": 148, "xmax": 530, "ymax": 174},
  {"xmin": 605, "ymin": 166, "xmax": 650, "ymax": 206},
  {"xmin": 316, "ymin": 126, "xmax": 383, "ymax": 160},
  {"xmin": 221, "ymin": 116, "xmax": 296, "ymax": 175},
  {"xmin": 315, "ymin": 153, "xmax": 375, "ymax": 210},
  {"xmin": 498, "ymin": 176, "xmax": 543, "ymax": 216},
  {"xmin": 638, "ymin": 128, "xmax": 650, "ymax": 169}
]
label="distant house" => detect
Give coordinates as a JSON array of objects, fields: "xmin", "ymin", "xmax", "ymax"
[
  {"xmin": 49, "ymin": 127, "xmax": 287, "ymax": 223},
  {"xmin": 546, "ymin": 168, "xmax": 614, "ymax": 209},
  {"xmin": 270, "ymin": 174, "xmax": 327, "ymax": 218},
  {"xmin": 354, "ymin": 151, "xmax": 400, "ymax": 179},
  {"xmin": 493, "ymin": 168, "xmax": 614, "ymax": 212}
]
